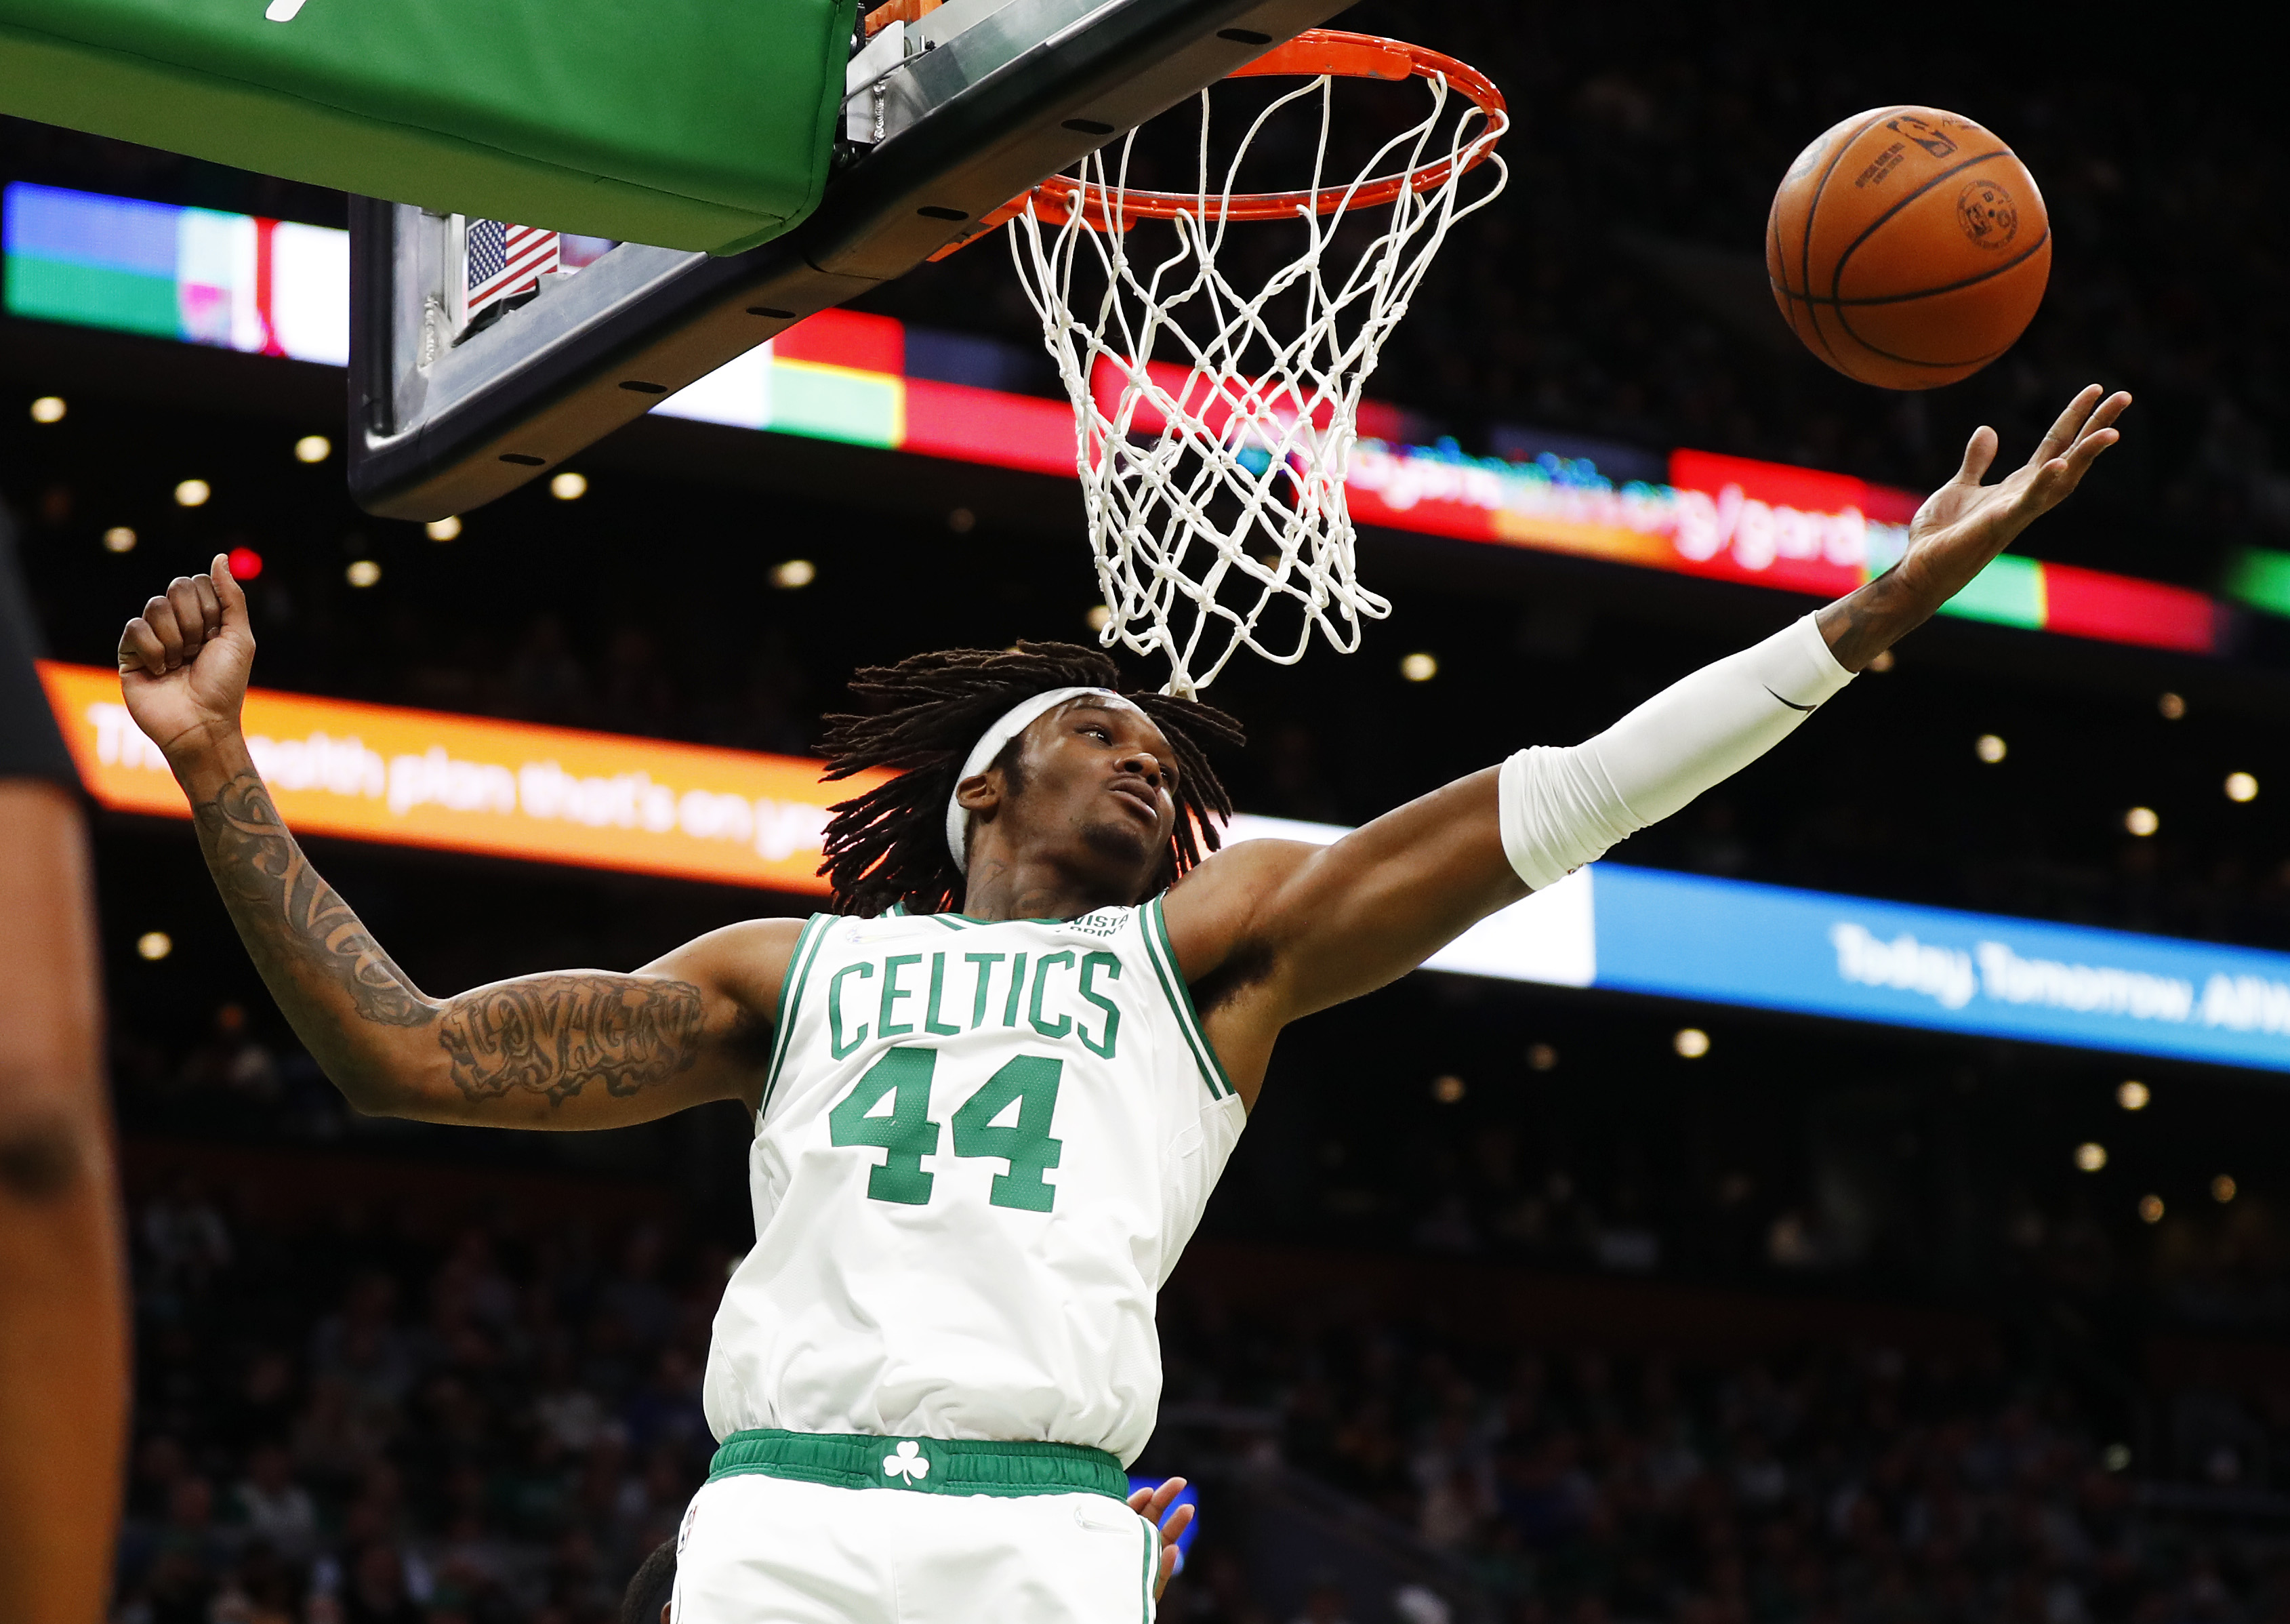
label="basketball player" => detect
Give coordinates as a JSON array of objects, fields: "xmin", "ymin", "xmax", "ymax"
[
  {"xmin": 2, "ymin": 507, "xmax": 127, "ymax": 1624},
  {"xmin": 117, "ymin": 386, "xmax": 2126, "ymax": 1621}
]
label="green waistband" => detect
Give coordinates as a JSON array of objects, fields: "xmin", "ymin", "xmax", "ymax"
[{"xmin": 706, "ymin": 1428, "xmax": 1127, "ymax": 1501}]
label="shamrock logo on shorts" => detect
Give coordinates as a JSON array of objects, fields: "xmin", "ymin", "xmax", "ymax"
[{"xmin": 882, "ymin": 1441, "xmax": 930, "ymax": 1484}]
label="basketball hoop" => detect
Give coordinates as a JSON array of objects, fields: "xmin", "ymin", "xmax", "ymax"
[{"xmin": 1004, "ymin": 28, "xmax": 1508, "ymax": 698}]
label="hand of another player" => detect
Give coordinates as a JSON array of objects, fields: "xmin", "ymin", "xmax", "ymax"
[
  {"xmin": 1128, "ymin": 1476, "xmax": 1195, "ymax": 1598},
  {"xmin": 1897, "ymin": 384, "xmax": 2132, "ymax": 605},
  {"xmin": 117, "ymin": 554, "xmax": 255, "ymax": 767}
]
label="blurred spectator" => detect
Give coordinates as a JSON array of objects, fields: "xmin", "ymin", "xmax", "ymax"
[
  {"xmin": 235, "ymin": 1445, "xmax": 319, "ymax": 1565},
  {"xmin": 1290, "ymin": 1572, "xmax": 1355, "ymax": 1624},
  {"xmin": 176, "ymin": 1004, "xmax": 279, "ymax": 1106},
  {"xmin": 504, "ymin": 615, "xmax": 590, "ymax": 728},
  {"xmin": 140, "ymin": 1175, "xmax": 231, "ymax": 1302},
  {"xmin": 338, "ymin": 1543, "xmax": 422, "ymax": 1624}
]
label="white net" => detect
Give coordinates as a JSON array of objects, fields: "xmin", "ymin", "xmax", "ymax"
[{"xmin": 1010, "ymin": 62, "xmax": 1507, "ymax": 697}]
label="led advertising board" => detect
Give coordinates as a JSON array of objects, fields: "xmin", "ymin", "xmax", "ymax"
[
  {"xmin": 5, "ymin": 181, "xmax": 2234, "ymax": 657},
  {"xmin": 1346, "ymin": 439, "xmax": 2222, "ymax": 653},
  {"xmin": 1251, "ymin": 820, "xmax": 2290, "ymax": 1075},
  {"xmin": 39, "ymin": 662, "xmax": 873, "ymax": 893},
  {"xmin": 1590, "ymin": 866, "xmax": 2290, "ymax": 1073},
  {"xmin": 48, "ymin": 669, "xmax": 2290, "ymax": 1073},
  {"xmin": 3, "ymin": 180, "xmax": 346, "ymax": 363}
]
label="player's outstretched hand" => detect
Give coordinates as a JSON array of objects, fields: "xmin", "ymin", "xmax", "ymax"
[
  {"xmin": 116, "ymin": 553, "xmax": 255, "ymax": 766},
  {"xmin": 1128, "ymin": 1476, "xmax": 1195, "ymax": 1598},
  {"xmin": 1819, "ymin": 386, "xmax": 2130, "ymax": 669},
  {"xmin": 1899, "ymin": 384, "xmax": 2131, "ymax": 605}
]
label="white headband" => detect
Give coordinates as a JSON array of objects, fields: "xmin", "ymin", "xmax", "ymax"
[{"xmin": 945, "ymin": 686, "xmax": 1147, "ymax": 872}]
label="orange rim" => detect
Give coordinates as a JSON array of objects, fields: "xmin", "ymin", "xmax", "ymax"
[{"xmin": 1031, "ymin": 28, "xmax": 1507, "ymax": 228}]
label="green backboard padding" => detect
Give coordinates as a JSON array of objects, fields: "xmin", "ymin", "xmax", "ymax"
[{"xmin": 0, "ymin": 0, "xmax": 854, "ymax": 253}]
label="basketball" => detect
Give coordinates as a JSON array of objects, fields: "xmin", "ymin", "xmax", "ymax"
[{"xmin": 1766, "ymin": 106, "xmax": 2051, "ymax": 390}]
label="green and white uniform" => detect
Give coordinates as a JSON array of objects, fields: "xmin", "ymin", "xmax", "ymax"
[{"xmin": 675, "ymin": 899, "xmax": 1246, "ymax": 1624}]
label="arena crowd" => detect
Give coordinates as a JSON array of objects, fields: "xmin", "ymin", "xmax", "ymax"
[{"xmin": 109, "ymin": 1165, "xmax": 2290, "ymax": 1624}]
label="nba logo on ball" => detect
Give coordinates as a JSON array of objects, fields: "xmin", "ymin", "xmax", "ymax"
[
  {"xmin": 1956, "ymin": 180, "xmax": 2019, "ymax": 249},
  {"xmin": 1765, "ymin": 104, "xmax": 2051, "ymax": 390}
]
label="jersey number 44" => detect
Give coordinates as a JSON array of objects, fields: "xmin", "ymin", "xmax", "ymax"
[{"xmin": 828, "ymin": 1046, "xmax": 1064, "ymax": 1213}]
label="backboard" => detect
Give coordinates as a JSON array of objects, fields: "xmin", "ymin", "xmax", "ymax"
[{"xmin": 347, "ymin": 0, "xmax": 1351, "ymax": 522}]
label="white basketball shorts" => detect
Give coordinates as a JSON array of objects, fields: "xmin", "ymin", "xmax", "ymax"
[{"xmin": 670, "ymin": 1472, "xmax": 1159, "ymax": 1624}]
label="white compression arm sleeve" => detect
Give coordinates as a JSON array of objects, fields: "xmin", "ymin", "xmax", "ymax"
[{"xmin": 1498, "ymin": 613, "xmax": 1855, "ymax": 890}]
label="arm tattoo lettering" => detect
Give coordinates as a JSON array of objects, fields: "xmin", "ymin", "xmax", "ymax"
[
  {"xmin": 436, "ymin": 976, "xmax": 706, "ymax": 1105},
  {"xmin": 192, "ymin": 771, "xmax": 432, "ymax": 1028}
]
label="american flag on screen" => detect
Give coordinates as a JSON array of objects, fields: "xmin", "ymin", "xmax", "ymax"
[{"xmin": 464, "ymin": 220, "xmax": 559, "ymax": 319}]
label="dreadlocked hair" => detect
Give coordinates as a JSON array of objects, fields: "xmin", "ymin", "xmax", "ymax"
[{"xmin": 817, "ymin": 641, "xmax": 1244, "ymax": 917}]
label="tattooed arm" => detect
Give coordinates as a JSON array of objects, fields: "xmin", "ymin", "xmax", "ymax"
[{"xmin": 121, "ymin": 558, "xmax": 801, "ymax": 1129}]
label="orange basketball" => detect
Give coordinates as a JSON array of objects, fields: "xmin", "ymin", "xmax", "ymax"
[{"xmin": 1766, "ymin": 106, "xmax": 2051, "ymax": 390}]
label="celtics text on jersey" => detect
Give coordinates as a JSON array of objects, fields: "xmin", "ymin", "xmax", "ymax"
[{"xmin": 701, "ymin": 898, "xmax": 1248, "ymax": 1466}]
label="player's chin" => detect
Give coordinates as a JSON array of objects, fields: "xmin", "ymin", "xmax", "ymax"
[{"xmin": 1077, "ymin": 815, "xmax": 1161, "ymax": 881}]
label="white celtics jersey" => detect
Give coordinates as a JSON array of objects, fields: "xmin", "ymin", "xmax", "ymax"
[{"xmin": 701, "ymin": 897, "xmax": 1248, "ymax": 1467}]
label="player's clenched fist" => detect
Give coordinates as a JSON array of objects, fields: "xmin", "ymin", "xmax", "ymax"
[{"xmin": 116, "ymin": 553, "xmax": 255, "ymax": 766}]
